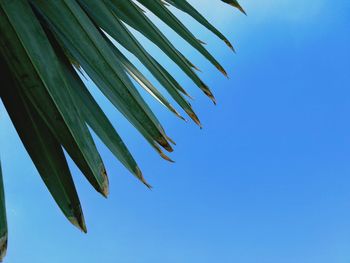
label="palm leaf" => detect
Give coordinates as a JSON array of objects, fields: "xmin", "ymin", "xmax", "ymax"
[{"xmin": 0, "ymin": 0, "xmax": 244, "ymax": 259}]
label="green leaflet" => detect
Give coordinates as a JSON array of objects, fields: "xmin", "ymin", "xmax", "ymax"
[
  {"xmin": 52, "ymin": 35, "xmax": 152, "ymax": 187},
  {"xmin": 78, "ymin": 1, "xmax": 185, "ymax": 111},
  {"xmin": 165, "ymin": 0, "xmax": 236, "ymax": 51},
  {"xmin": 0, "ymin": 60, "xmax": 86, "ymax": 232},
  {"xmin": 0, "ymin": 0, "xmax": 109, "ymax": 196},
  {"xmin": 108, "ymin": 39, "xmax": 202, "ymax": 126},
  {"xmin": 68, "ymin": 71, "xmax": 151, "ymax": 188},
  {"xmin": 0, "ymin": 161, "xmax": 7, "ymax": 262},
  {"xmin": 32, "ymin": 0, "xmax": 173, "ymax": 152},
  {"xmin": 107, "ymin": 40, "xmax": 185, "ymax": 120},
  {"xmin": 107, "ymin": 0, "xmax": 216, "ymax": 103},
  {"xmin": 79, "ymin": 0, "xmax": 201, "ymax": 125},
  {"xmin": 136, "ymin": 0, "xmax": 228, "ymax": 76}
]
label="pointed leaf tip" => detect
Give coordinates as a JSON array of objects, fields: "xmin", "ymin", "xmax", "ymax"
[
  {"xmin": 0, "ymin": 234, "xmax": 7, "ymax": 262},
  {"xmin": 135, "ymin": 166, "xmax": 152, "ymax": 189},
  {"xmin": 100, "ymin": 167, "xmax": 109, "ymax": 198},
  {"xmin": 159, "ymin": 151, "xmax": 175, "ymax": 163},
  {"xmin": 69, "ymin": 216, "xmax": 87, "ymax": 233},
  {"xmin": 221, "ymin": 0, "xmax": 247, "ymax": 15}
]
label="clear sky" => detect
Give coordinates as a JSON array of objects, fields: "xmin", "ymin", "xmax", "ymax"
[{"xmin": 1, "ymin": 1, "xmax": 350, "ymax": 262}]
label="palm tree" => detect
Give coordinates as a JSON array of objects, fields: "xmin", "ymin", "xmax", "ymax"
[{"xmin": 0, "ymin": 0, "xmax": 244, "ymax": 260}]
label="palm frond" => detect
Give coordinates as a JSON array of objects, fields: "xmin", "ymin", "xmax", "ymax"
[{"xmin": 0, "ymin": 0, "xmax": 244, "ymax": 259}]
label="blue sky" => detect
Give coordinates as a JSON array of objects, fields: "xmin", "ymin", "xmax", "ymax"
[{"xmin": 1, "ymin": 1, "xmax": 350, "ymax": 262}]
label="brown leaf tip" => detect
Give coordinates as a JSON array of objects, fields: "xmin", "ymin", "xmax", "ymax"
[
  {"xmin": 0, "ymin": 233, "xmax": 8, "ymax": 262},
  {"xmin": 159, "ymin": 151, "xmax": 175, "ymax": 163},
  {"xmin": 100, "ymin": 167, "xmax": 110, "ymax": 198}
]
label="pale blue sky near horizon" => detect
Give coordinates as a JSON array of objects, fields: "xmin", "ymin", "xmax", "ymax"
[{"xmin": 1, "ymin": 1, "xmax": 350, "ymax": 262}]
